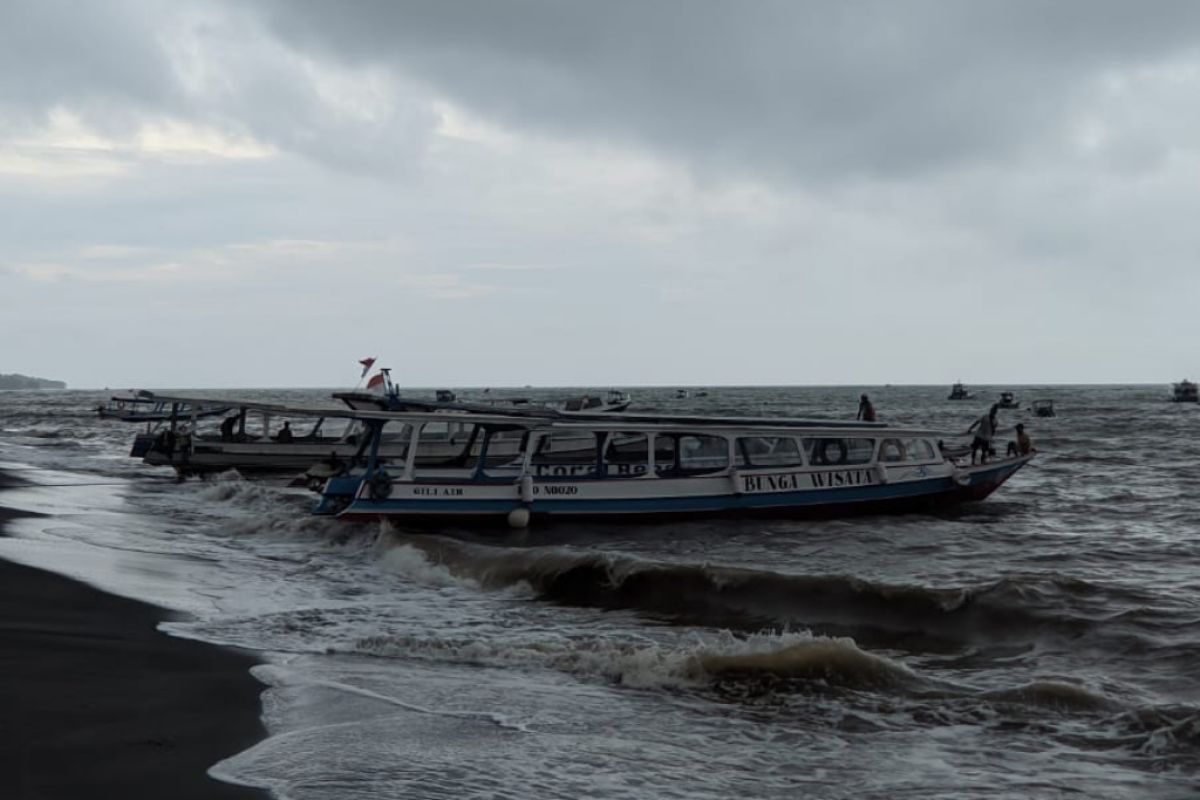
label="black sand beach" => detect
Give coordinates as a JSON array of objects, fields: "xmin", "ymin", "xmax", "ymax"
[{"xmin": 0, "ymin": 473, "xmax": 268, "ymax": 799}]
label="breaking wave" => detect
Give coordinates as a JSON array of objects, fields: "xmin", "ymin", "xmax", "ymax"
[{"xmin": 373, "ymin": 532, "xmax": 1170, "ymax": 651}]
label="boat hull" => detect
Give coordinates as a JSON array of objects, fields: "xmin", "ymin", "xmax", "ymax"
[{"xmin": 330, "ymin": 457, "xmax": 1031, "ymax": 526}]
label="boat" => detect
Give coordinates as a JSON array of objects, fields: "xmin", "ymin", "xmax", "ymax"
[
  {"xmin": 128, "ymin": 386, "xmax": 618, "ymax": 482},
  {"xmin": 675, "ymin": 389, "xmax": 690, "ymax": 399},
  {"xmin": 311, "ymin": 406, "xmax": 1035, "ymax": 527},
  {"xmin": 438, "ymin": 387, "xmax": 631, "ymax": 413},
  {"xmin": 1031, "ymin": 399, "xmax": 1055, "ymax": 418},
  {"xmin": 948, "ymin": 383, "xmax": 971, "ymax": 400},
  {"xmin": 129, "ymin": 395, "xmax": 379, "ymax": 481},
  {"xmin": 996, "ymin": 391, "xmax": 1020, "ymax": 409},
  {"xmin": 97, "ymin": 393, "xmax": 231, "ymax": 422},
  {"xmin": 1173, "ymin": 380, "xmax": 1198, "ymax": 403}
]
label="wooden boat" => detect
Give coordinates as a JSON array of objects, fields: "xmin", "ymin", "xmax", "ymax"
[
  {"xmin": 129, "ymin": 390, "xmax": 605, "ymax": 482},
  {"xmin": 363, "ymin": 382, "xmax": 631, "ymax": 413},
  {"xmin": 948, "ymin": 383, "xmax": 971, "ymax": 400},
  {"xmin": 1031, "ymin": 399, "xmax": 1055, "ymax": 417},
  {"xmin": 1172, "ymin": 380, "xmax": 1198, "ymax": 403},
  {"xmin": 311, "ymin": 407, "xmax": 1035, "ymax": 527},
  {"xmin": 97, "ymin": 394, "xmax": 230, "ymax": 422}
]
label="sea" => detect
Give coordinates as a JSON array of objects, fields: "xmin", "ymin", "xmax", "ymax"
[{"xmin": 1, "ymin": 385, "xmax": 1197, "ymax": 799}]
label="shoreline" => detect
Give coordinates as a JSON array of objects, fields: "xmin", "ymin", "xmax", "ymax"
[{"xmin": 0, "ymin": 470, "xmax": 269, "ymax": 799}]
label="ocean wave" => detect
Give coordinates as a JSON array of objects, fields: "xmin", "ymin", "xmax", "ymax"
[
  {"xmin": 351, "ymin": 627, "xmax": 903, "ymax": 691},
  {"xmin": 374, "ymin": 533, "xmax": 1157, "ymax": 649},
  {"xmin": 979, "ymin": 680, "xmax": 1118, "ymax": 713}
]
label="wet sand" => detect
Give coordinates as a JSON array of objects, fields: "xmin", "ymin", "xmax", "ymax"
[{"xmin": 0, "ymin": 473, "xmax": 268, "ymax": 799}]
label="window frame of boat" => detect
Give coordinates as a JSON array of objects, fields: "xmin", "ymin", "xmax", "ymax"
[
  {"xmin": 599, "ymin": 431, "xmax": 655, "ymax": 479},
  {"xmin": 525, "ymin": 428, "xmax": 604, "ymax": 479},
  {"xmin": 802, "ymin": 436, "xmax": 877, "ymax": 467},
  {"xmin": 675, "ymin": 433, "xmax": 733, "ymax": 475},
  {"xmin": 472, "ymin": 424, "xmax": 533, "ymax": 479},
  {"xmin": 735, "ymin": 435, "xmax": 806, "ymax": 468}
]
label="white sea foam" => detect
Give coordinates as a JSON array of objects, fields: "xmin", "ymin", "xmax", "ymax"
[{"xmin": 376, "ymin": 542, "xmax": 481, "ymax": 590}]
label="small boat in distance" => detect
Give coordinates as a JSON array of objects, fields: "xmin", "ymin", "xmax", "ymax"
[
  {"xmin": 996, "ymin": 391, "xmax": 1020, "ymax": 409},
  {"xmin": 1031, "ymin": 399, "xmax": 1055, "ymax": 417},
  {"xmin": 437, "ymin": 388, "xmax": 631, "ymax": 413},
  {"xmin": 948, "ymin": 383, "xmax": 971, "ymax": 400},
  {"xmin": 1173, "ymin": 380, "xmax": 1198, "ymax": 402}
]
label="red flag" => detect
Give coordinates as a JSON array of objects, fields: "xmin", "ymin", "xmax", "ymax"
[
  {"xmin": 366, "ymin": 372, "xmax": 386, "ymax": 391},
  {"xmin": 358, "ymin": 357, "xmax": 376, "ymax": 377}
]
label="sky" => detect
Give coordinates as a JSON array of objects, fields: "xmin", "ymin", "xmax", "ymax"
[{"xmin": 3, "ymin": 0, "xmax": 1200, "ymax": 389}]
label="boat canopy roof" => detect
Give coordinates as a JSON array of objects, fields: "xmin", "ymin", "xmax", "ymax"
[
  {"xmin": 135, "ymin": 392, "xmax": 356, "ymax": 420},
  {"xmin": 135, "ymin": 392, "xmax": 950, "ymax": 437}
]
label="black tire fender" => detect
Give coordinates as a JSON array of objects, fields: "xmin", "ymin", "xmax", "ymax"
[{"xmin": 368, "ymin": 470, "xmax": 392, "ymax": 501}]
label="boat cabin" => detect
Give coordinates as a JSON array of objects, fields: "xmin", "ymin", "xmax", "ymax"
[
  {"xmin": 1031, "ymin": 399, "xmax": 1055, "ymax": 417},
  {"xmin": 948, "ymin": 383, "xmax": 970, "ymax": 400},
  {"xmin": 1173, "ymin": 380, "xmax": 1198, "ymax": 403}
]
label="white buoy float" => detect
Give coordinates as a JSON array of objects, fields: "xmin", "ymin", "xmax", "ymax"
[{"xmin": 507, "ymin": 507, "xmax": 531, "ymax": 528}]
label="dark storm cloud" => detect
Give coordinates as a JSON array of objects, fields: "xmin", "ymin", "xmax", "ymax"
[
  {"xmin": 250, "ymin": 0, "xmax": 1200, "ymax": 180},
  {"xmin": 0, "ymin": 0, "xmax": 175, "ymax": 132},
  {"xmin": 0, "ymin": 0, "xmax": 435, "ymax": 175}
]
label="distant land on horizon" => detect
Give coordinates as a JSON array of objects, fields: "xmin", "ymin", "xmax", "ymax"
[{"xmin": 0, "ymin": 373, "xmax": 67, "ymax": 390}]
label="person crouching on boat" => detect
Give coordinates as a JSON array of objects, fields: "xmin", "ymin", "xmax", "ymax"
[
  {"xmin": 857, "ymin": 393, "xmax": 877, "ymax": 422},
  {"xmin": 1006, "ymin": 423, "xmax": 1036, "ymax": 457},
  {"xmin": 967, "ymin": 404, "xmax": 999, "ymax": 464}
]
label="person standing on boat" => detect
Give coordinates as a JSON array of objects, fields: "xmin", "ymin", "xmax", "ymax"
[
  {"xmin": 857, "ymin": 394, "xmax": 877, "ymax": 422},
  {"xmin": 220, "ymin": 415, "xmax": 238, "ymax": 442},
  {"xmin": 177, "ymin": 424, "xmax": 192, "ymax": 473},
  {"xmin": 274, "ymin": 421, "xmax": 294, "ymax": 443},
  {"xmin": 967, "ymin": 405, "xmax": 999, "ymax": 464}
]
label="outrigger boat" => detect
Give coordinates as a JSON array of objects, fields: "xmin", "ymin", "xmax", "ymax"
[
  {"xmin": 434, "ymin": 389, "xmax": 632, "ymax": 413},
  {"xmin": 97, "ymin": 393, "xmax": 231, "ymax": 422},
  {"xmin": 1031, "ymin": 399, "xmax": 1056, "ymax": 417},
  {"xmin": 311, "ymin": 406, "xmax": 1035, "ymax": 527},
  {"xmin": 996, "ymin": 391, "xmax": 1020, "ymax": 409},
  {"xmin": 127, "ymin": 385, "xmax": 617, "ymax": 482}
]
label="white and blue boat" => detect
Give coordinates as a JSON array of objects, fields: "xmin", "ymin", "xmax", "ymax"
[{"xmin": 312, "ymin": 407, "xmax": 1034, "ymax": 527}]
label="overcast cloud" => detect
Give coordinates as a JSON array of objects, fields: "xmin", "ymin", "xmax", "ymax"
[{"xmin": 2, "ymin": 0, "xmax": 1199, "ymax": 388}]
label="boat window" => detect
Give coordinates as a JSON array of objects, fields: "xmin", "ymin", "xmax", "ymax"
[
  {"xmin": 803, "ymin": 437, "xmax": 875, "ymax": 466},
  {"xmin": 602, "ymin": 432, "xmax": 652, "ymax": 477},
  {"xmin": 677, "ymin": 434, "xmax": 729, "ymax": 473},
  {"xmin": 737, "ymin": 436, "xmax": 804, "ymax": 467},
  {"xmin": 877, "ymin": 438, "xmax": 907, "ymax": 463},
  {"xmin": 877, "ymin": 437, "xmax": 938, "ymax": 463},
  {"xmin": 531, "ymin": 430, "xmax": 600, "ymax": 477},
  {"xmin": 904, "ymin": 438, "xmax": 937, "ymax": 461}
]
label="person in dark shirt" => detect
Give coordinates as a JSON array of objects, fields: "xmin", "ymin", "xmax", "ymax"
[
  {"xmin": 274, "ymin": 421, "xmax": 294, "ymax": 443},
  {"xmin": 857, "ymin": 394, "xmax": 877, "ymax": 422}
]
